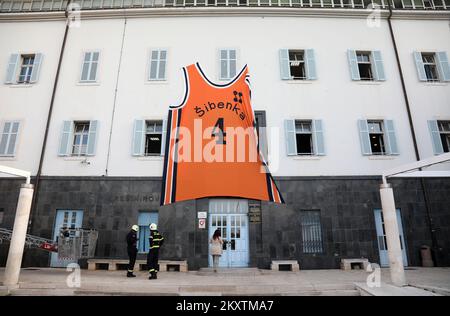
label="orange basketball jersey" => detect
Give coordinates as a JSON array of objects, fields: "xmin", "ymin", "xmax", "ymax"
[{"xmin": 161, "ymin": 63, "xmax": 284, "ymax": 206}]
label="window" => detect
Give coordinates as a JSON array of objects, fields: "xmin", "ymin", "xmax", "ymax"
[
  {"xmin": 289, "ymin": 50, "xmax": 306, "ymax": 80},
  {"xmin": 356, "ymin": 52, "xmax": 373, "ymax": 81},
  {"xmin": 145, "ymin": 120, "xmax": 163, "ymax": 155},
  {"xmin": 80, "ymin": 51, "xmax": 99, "ymax": 82},
  {"xmin": 368, "ymin": 121, "xmax": 386, "ymax": 155},
  {"xmin": 285, "ymin": 119, "xmax": 325, "ymax": 156},
  {"xmin": 72, "ymin": 121, "xmax": 90, "ymax": 156},
  {"xmin": 438, "ymin": 121, "xmax": 450, "ymax": 153},
  {"xmin": 219, "ymin": 49, "xmax": 237, "ymax": 80},
  {"xmin": 300, "ymin": 210, "xmax": 323, "ymax": 254},
  {"xmin": 415, "ymin": 51, "xmax": 450, "ymax": 82},
  {"xmin": 295, "ymin": 121, "xmax": 313, "ymax": 155},
  {"xmin": 0, "ymin": 121, "xmax": 20, "ymax": 157},
  {"xmin": 358, "ymin": 119, "xmax": 398, "ymax": 156},
  {"xmin": 5, "ymin": 53, "xmax": 42, "ymax": 84},
  {"xmin": 148, "ymin": 49, "xmax": 167, "ymax": 81},
  {"xmin": 422, "ymin": 53, "xmax": 439, "ymax": 82},
  {"xmin": 279, "ymin": 49, "xmax": 316, "ymax": 80},
  {"xmin": 348, "ymin": 50, "xmax": 385, "ymax": 81},
  {"xmin": 18, "ymin": 55, "xmax": 35, "ymax": 83}
]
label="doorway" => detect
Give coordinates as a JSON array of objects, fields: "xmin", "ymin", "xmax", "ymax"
[{"xmin": 208, "ymin": 199, "xmax": 249, "ymax": 268}]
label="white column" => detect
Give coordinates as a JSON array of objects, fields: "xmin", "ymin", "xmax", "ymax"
[
  {"xmin": 379, "ymin": 183, "xmax": 406, "ymax": 287},
  {"xmin": 3, "ymin": 183, "xmax": 34, "ymax": 287}
]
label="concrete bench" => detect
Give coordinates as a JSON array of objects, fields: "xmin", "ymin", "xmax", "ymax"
[
  {"xmin": 87, "ymin": 259, "xmax": 188, "ymax": 272},
  {"xmin": 270, "ymin": 260, "xmax": 300, "ymax": 272},
  {"xmin": 340, "ymin": 258, "xmax": 369, "ymax": 271}
]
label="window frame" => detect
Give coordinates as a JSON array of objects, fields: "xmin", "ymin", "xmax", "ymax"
[
  {"xmin": 144, "ymin": 120, "xmax": 164, "ymax": 156},
  {"xmin": 295, "ymin": 120, "xmax": 314, "ymax": 156},
  {"xmin": 17, "ymin": 54, "xmax": 35, "ymax": 84},
  {"xmin": 367, "ymin": 120, "xmax": 387, "ymax": 155},
  {"xmin": 356, "ymin": 51, "xmax": 374, "ymax": 81},
  {"xmin": 421, "ymin": 52, "xmax": 440, "ymax": 82},
  {"xmin": 438, "ymin": 120, "xmax": 450, "ymax": 153},
  {"xmin": 288, "ymin": 50, "xmax": 307, "ymax": 80},
  {"xmin": 299, "ymin": 209, "xmax": 324, "ymax": 255},
  {"xmin": 71, "ymin": 121, "xmax": 90, "ymax": 157}
]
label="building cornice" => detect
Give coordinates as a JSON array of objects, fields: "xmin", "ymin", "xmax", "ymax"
[{"xmin": 0, "ymin": 7, "xmax": 449, "ymax": 22}]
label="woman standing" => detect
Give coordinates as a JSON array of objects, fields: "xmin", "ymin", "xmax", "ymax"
[{"xmin": 210, "ymin": 229, "xmax": 224, "ymax": 272}]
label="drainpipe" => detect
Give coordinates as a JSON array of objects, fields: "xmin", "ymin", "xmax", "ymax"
[
  {"xmin": 28, "ymin": 2, "xmax": 73, "ymax": 232},
  {"xmin": 386, "ymin": 2, "xmax": 439, "ymax": 266}
]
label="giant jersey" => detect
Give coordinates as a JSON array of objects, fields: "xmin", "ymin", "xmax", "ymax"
[{"xmin": 161, "ymin": 63, "xmax": 284, "ymax": 206}]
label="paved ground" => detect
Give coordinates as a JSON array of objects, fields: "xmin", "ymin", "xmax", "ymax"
[{"xmin": 0, "ymin": 267, "xmax": 449, "ymax": 296}]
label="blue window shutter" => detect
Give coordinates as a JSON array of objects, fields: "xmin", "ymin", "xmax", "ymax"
[
  {"xmin": 5, "ymin": 54, "xmax": 19, "ymax": 84},
  {"xmin": 312, "ymin": 120, "xmax": 325, "ymax": 156},
  {"xmin": 428, "ymin": 120, "xmax": 444, "ymax": 155},
  {"xmin": 132, "ymin": 120, "xmax": 145, "ymax": 156},
  {"xmin": 284, "ymin": 119, "xmax": 297, "ymax": 156},
  {"xmin": 58, "ymin": 121, "xmax": 73, "ymax": 156},
  {"xmin": 87, "ymin": 120, "xmax": 98, "ymax": 156},
  {"xmin": 30, "ymin": 53, "xmax": 43, "ymax": 83},
  {"xmin": 371, "ymin": 51, "xmax": 386, "ymax": 81},
  {"xmin": 305, "ymin": 49, "xmax": 317, "ymax": 80},
  {"xmin": 358, "ymin": 119, "xmax": 372, "ymax": 155},
  {"xmin": 436, "ymin": 51, "xmax": 450, "ymax": 82},
  {"xmin": 158, "ymin": 50, "xmax": 167, "ymax": 80},
  {"xmin": 279, "ymin": 49, "xmax": 291, "ymax": 80},
  {"xmin": 161, "ymin": 119, "xmax": 167, "ymax": 156},
  {"xmin": 384, "ymin": 120, "xmax": 399, "ymax": 155},
  {"xmin": 347, "ymin": 50, "xmax": 360, "ymax": 81},
  {"xmin": 414, "ymin": 51, "xmax": 427, "ymax": 81},
  {"xmin": 0, "ymin": 122, "xmax": 12, "ymax": 155}
]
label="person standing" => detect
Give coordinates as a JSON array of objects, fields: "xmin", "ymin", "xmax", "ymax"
[
  {"xmin": 126, "ymin": 225, "xmax": 139, "ymax": 278},
  {"xmin": 210, "ymin": 229, "xmax": 223, "ymax": 272},
  {"xmin": 147, "ymin": 223, "xmax": 164, "ymax": 280}
]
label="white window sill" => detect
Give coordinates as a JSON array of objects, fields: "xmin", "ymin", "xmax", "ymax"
[
  {"xmin": 356, "ymin": 81, "xmax": 382, "ymax": 85},
  {"xmin": 77, "ymin": 81, "xmax": 100, "ymax": 86},
  {"xmin": 367, "ymin": 155, "xmax": 397, "ymax": 160},
  {"xmin": 292, "ymin": 155, "xmax": 322, "ymax": 160},
  {"xmin": 136, "ymin": 155, "xmax": 164, "ymax": 161},
  {"xmin": 145, "ymin": 80, "xmax": 168, "ymax": 85},
  {"xmin": 63, "ymin": 156, "xmax": 90, "ymax": 161},
  {"xmin": 285, "ymin": 80, "xmax": 313, "ymax": 84},
  {"xmin": 424, "ymin": 82, "xmax": 448, "ymax": 86},
  {"xmin": 7, "ymin": 83, "xmax": 34, "ymax": 88},
  {"xmin": 0, "ymin": 156, "xmax": 16, "ymax": 161}
]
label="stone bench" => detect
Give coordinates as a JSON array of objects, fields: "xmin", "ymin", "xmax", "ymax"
[
  {"xmin": 270, "ymin": 260, "xmax": 300, "ymax": 272},
  {"xmin": 87, "ymin": 259, "xmax": 188, "ymax": 272},
  {"xmin": 340, "ymin": 258, "xmax": 369, "ymax": 271}
]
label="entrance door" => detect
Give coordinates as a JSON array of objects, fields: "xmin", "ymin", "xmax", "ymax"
[
  {"xmin": 209, "ymin": 199, "xmax": 249, "ymax": 268},
  {"xmin": 374, "ymin": 209, "xmax": 408, "ymax": 267},
  {"xmin": 51, "ymin": 210, "xmax": 83, "ymax": 267},
  {"xmin": 138, "ymin": 211, "xmax": 158, "ymax": 253}
]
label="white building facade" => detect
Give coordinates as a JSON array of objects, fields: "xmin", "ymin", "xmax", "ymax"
[{"xmin": 0, "ymin": 1, "xmax": 449, "ymax": 269}]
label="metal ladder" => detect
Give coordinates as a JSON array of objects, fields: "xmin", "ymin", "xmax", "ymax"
[{"xmin": 0, "ymin": 227, "xmax": 57, "ymax": 252}]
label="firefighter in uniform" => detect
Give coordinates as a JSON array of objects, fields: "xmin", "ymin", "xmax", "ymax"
[
  {"xmin": 126, "ymin": 225, "xmax": 139, "ymax": 278},
  {"xmin": 147, "ymin": 223, "xmax": 164, "ymax": 280}
]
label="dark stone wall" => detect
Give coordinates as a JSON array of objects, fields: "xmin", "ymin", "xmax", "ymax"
[{"xmin": 0, "ymin": 176, "xmax": 449, "ymax": 269}]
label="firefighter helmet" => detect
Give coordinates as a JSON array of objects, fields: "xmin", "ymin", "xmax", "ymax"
[
  {"xmin": 131, "ymin": 225, "xmax": 139, "ymax": 232},
  {"xmin": 149, "ymin": 223, "xmax": 157, "ymax": 231}
]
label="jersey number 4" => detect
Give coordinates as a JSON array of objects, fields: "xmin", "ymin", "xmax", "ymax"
[{"xmin": 212, "ymin": 118, "xmax": 226, "ymax": 145}]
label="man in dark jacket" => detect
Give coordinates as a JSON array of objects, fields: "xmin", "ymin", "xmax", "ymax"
[
  {"xmin": 147, "ymin": 223, "xmax": 164, "ymax": 280},
  {"xmin": 126, "ymin": 225, "xmax": 139, "ymax": 278}
]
